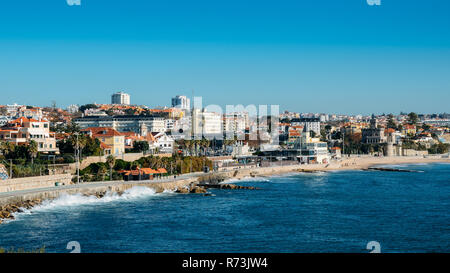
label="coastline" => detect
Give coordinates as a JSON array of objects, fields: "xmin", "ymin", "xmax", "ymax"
[
  {"xmin": 221, "ymin": 155, "xmax": 450, "ymax": 181},
  {"xmin": 1, "ymin": 155, "xmax": 449, "ymax": 223}
]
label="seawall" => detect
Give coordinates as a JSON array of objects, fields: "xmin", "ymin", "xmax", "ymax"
[
  {"xmin": 0, "ymin": 177, "xmax": 198, "ymax": 208},
  {"xmin": 0, "ymin": 174, "xmax": 72, "ymax": 193}
]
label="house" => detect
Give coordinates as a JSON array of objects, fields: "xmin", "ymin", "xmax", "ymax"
[
  {"xmin": 0, "ymin": 117, "xmax": 58, "ymax": 153},
  {"xmin": 361, "ymin": 115, "xmax": 386, "ymax": 144},
  {"xmin": 297, "ymin": 133, "xmax": 329, "ymax": 164},
  {"xmin": 82, "ymin": 127, "xmax": 125, "ymax": 155},
  {"xmin": 121, "ymin": 168, "xmax": 168, "ymax": 181},
  {"xmin": 402, "ymin": 124, "xmax": 417, "ymax": 136},
  {"xmin": 150, "ymin": 132, "xmax": 175, "ymax": 153},
  {"xmin": 291, "ymin": 118, "xmax": 321, "ymax": 135},
  {"xmin": 330, "ymin": 147, "xmax": 342, "ymax": 159}
]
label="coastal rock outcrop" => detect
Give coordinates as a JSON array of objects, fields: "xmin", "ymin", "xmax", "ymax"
[
  {"xmin": 0, "ymin": 199, "xmax": 44, "ymax": 223},
  {"xmin": 218, "ymin": 184, "xmax": 257, "ymax": 190},
  {"xmin": 190, "ymin": 186, "xmax": 207, "ymax": 194},
  {"xmin": 175, "ymin": 185, "xmax": 208, "ymax": 194}
]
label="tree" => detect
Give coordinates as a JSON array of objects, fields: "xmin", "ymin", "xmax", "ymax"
[
  {"xmin": 132, "ymin": 141, "xmax": 149, "ymax": 153},
  {"xmin": 428, "ymin": 143, "xmax": 450, "ymax": 154},
  {"xmin": 422, "ymin": 123, "xmax": 431, "ymax": 131},
  {"xmin": 97, "ymin": 164, "xmax": 108, "ymax": 181},
  {"xmin": 408, "ymin": 112, "xmax": 419, "ymax": 125},
  {"xmin": 28, "ymin": 140, "xmax": 38, "ymax": 164},
  {"xmin": 0, "ymin": 141, "xmax": 15, "ymax": 158},
  {"xmin": 79, "ymin": 104, "xmax": 98, "ymax": 113},
  {"xmin": 106, "ymin": 155, "xmax": 116, "ymax": 180},
  {"xmin": 387, "ymin": 114, "xmax": 398, "ymax": 130}
]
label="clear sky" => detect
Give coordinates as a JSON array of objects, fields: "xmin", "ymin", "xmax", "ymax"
[{"xmin": 1, "ymin": 0, "xmax": 449, "ymax": 115}]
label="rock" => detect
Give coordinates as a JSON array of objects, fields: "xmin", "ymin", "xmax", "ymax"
[
  {"xmin": 1, "ymin": 211, "xmax": 11, "ymax": 219},
  {"xmin": 175, "ymin": 187, "xmax": 190, "ymax": 194},
  {"xmin": 190, "ymin": 186, "xmax": 207, "ymax": 194}
]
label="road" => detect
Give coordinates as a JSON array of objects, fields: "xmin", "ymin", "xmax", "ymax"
[{"xmin": 0, "ymin": 172, "xmax": 204, "ymax": 199}]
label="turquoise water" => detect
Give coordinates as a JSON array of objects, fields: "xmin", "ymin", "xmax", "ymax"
[{"xmin": 0, "ymin": 163, "xmax": 449, "ymax": 253}]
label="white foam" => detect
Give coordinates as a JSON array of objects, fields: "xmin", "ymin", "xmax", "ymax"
[
  {"xmin": 222, "ymin": 176, "xmax": 271, "ymax": 184},
  {"xmin": 28, "ymin": 186, "xmax": 159, "ymax": 212}
]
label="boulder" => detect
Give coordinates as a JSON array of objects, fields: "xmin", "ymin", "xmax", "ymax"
[
  {"xmin": 1, "ymin": 211, "xmax": 10, "ymax": 219},
  {"xmin": 175, "ymin": 187, "xmax": 190, "ymax": 194},
  {"xmin": 190, "ymin": 186, "xmax": 207, "ymax": 194}
]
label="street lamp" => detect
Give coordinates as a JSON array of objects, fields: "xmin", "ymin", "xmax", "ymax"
[{"xmin": 75, "ymin": 133, "xmax": 80, "ymax": 183}]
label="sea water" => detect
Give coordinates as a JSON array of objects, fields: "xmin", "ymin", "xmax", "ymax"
[{"xmin": 0, "ymin": 163, "xmax": 449, "ymax": 253}]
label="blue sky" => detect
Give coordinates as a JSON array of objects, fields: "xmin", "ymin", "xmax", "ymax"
[{"xmin": 1, "ymin": 0, "xmax": 449, "ymax": 114}]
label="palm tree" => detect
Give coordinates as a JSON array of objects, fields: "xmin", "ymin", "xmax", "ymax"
[
  {"xmin": 106, "ymin": 155, "xmax": 116, "ymax": 180},
  {"xmin": 184, "ymin": 139, "xmax": 193, "ymax": 156},
  {"xmin": 28, "ymin": 140, "xmax": 38, "ymax": 165},
  {"xmin": 97, "ymin": 164, "xmax": 107, "ymax": 181},
  {"xmin": 0, "ymin": 141, "xmax": 15, "ymax": 158},
  {"xmin": 200, "ymin": 138, "xmax": 210, "ymax": 156}
]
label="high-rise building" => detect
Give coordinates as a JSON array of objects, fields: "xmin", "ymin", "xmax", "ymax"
[
  {"xmin": 171, "ymin": 95, "xmax": 190, "ymax": 110},
  {"xmin": 111, "ymin": 92, "xmax": 130, "ymax": 105}
]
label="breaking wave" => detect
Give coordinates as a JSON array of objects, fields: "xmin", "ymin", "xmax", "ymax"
[
  {"xmin": 19, "ymin": 187, "xmax": 169, "ymax": 215},
  {"xmin": 222, "ymin": 176, "xmax": 271, "ymax": 184}
]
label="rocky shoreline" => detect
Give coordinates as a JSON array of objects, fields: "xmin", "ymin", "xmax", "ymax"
[
  {"xmin": 2, "ymin": 157, "xmax": 447, "ymax": 225},
  {"xmin": 0, "ymin": 180, "xmax": 260, "ymax": 224},
  {"xmin": 0, "ymin": 199, "xmax": 43, "ymax": 223}
]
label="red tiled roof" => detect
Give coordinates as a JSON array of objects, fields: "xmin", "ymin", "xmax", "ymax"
[
  {"xmin": 403, "ymin": 125, "xmax": 416, "ymax": 129},
  {"xmin": 10, "ymin": 117, "xmax": 40, "ymax": 124},
  {"xmin": 99, "ymin": 142, "xmax": 111, "ymax": 149},
  {"xmin": 82, "ymin": 127, "xmax": 123, "ymax": 137},
  {"xmin": 122, "ymin": 168, "xmax": 167, "ymax": 176}
]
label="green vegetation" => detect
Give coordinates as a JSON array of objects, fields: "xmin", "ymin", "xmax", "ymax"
[
  {"xmin": 407, "ymin": 112, "xmax": 419, "ymax": 125},
  {"xmin": 79, "ymin": 104, "xmax": 98, "ymax": 113},
  {"xmin": 78, "ymin": 155, "xmax": 213, "ymax": 182},
  {"xmin": 176, "ymin": 138, "xmax": 213, "ymax": 156},
  {"xmin": 57, "ymin": 134, "xmax": 102, "ymax": 157},
  {"xmin": 401, "ymin": 140, "xmax": 428, "ymax": 151},
  {"xmin": 428, "ymin": 143, "xmax": 450, "ymax": 154},
  {"xmin": 127, "ymin": 141, "xmax": 149, "ymax": 153}
]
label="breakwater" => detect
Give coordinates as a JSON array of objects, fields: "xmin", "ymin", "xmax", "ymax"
[{"xmin": 0, "ymin": 177, "xmax": 198, "ymax": 223}]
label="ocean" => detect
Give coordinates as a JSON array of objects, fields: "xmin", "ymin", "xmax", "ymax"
[{"xmin": 0, "ymin": 163, "xmax": 449, "ymax": 253}]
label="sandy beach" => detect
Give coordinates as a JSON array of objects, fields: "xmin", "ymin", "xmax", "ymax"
[{"xmin": 223, "ymin": 155, "xmax": 450, "ymax": 180}]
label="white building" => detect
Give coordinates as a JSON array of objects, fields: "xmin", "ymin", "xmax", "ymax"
[
  {"xmin": 0, "ymin": 116, "xmax": 12, "ymax": 127},
  {"xmin": 6, "ymin": 103, "xmax": 23, "ymax": 116},
  {"xmin": 74, "ymin": 116, "xmax": 165, "ymax": 136},
  {"xmin": 164, "ymin": 119, "xmax": 175, "ymax": 132},
  {"xmin": 192, "ymin": 109, "xmax": 222, "ymax": 138},
  {"xmin": 111, "ymin": 92, "xmax": 131, "ymax": 105},
  {"xmin": 297, "ymin": 134, "xmax": 329, "ymax": 164},
  {"xmin": 223, "ymin": 113, "xmax": 248, "ymax": 136},
  {"xmin": 151, "ymin": 132, "xmax": 175, "ymax": 154},
  {"xmin": 171, "ymin": 95, "xmax": 190, "ymax": 110},
  {"xmin": 67, "ymin": 104, "xmax": 79, "ymax": 114},
  {"xmin": 0, "ymin": 117, "xmax": 58, "ymax": 153},
  {"xmin": 291, "ymin": 118, "xmax": 321, "ymax": 135}
]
